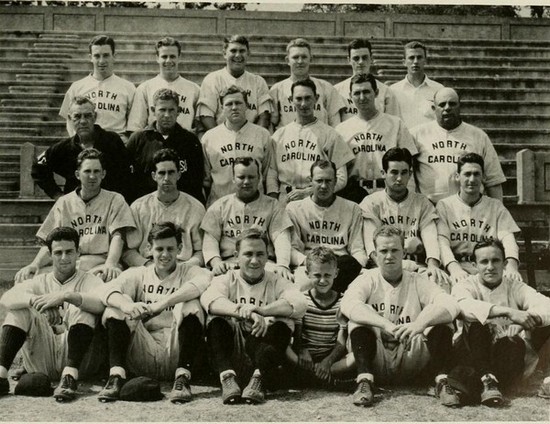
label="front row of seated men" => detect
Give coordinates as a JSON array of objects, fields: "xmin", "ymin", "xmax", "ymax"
[{"xmin": 1, "ymin": 222, "xmax": 549, "ymax": 408}]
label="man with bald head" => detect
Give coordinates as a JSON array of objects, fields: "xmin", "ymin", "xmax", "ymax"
[{"xmin": 410, "ymin": 88, "xmax": 505, "ymax": 204}]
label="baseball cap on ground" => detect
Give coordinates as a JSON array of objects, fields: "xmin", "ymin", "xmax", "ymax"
[
  {"xmin": 14, "ymin": 372, "xmax": 53, "ymax": 397},
  {"xmin": 119, "ymin": 376, "xmax": 163, "ymax": 401}
]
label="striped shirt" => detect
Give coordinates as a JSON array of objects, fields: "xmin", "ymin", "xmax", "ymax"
[{"xmin": 302, "ymin": 291, "xmax": 346, "ymax": 361}]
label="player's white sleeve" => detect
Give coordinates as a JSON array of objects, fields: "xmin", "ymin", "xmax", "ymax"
[
  {"xmin": 107, "ymin": 194, "xmax": 137, "ymax": 235},
  {"xmin": 266, "ymin": 143, "xmax": 280, "ymax": 194},
  {"xmin": 0, "ymin": 282, "xmax": 37, "ymax": 309},
  {"xmin": 348, "ymin": 205, "xmax": 368, "ymax": 267},
  {"xmin": 383, "ymin": 85, "xmax": 401, "ymax": 117},
  {"xmin": 335, "ymin": 165, "xmax": 348, "ymax": 193},
  {"xmin": 513, "ymin": 280, "xmax": 550, "ymax": 326},
  {"xmin": 200, "ymin": 274, "xmax": 231, "ymax": 312},
  {"xmin": 197, "ymin": 74, "xmax": 218, "ymax": 118},
  {"xmin": 127, "ymin": 83, "xmax": 149, "ymax": 132},
  {"xmin": 325, "ymin": 83, "xmax": 347, "ymax": 126},
  {"xmin": 501, "ymin": 233, "xmax": 520, "ymax": 261},
  {"xmin": 452, "ymin": 279, "xmax": 497, "ymax": 324},
  {"xmin": 98, "ymin": 268, "xmax": 141, "ymax": 305},
  {"xmin": 256, "ymin": 78, "xmax": 273, "ymax": 116},
  {"xmin": 202, "ymin": 232, "xmax": 222, "ymax": 266},
  {"xmin": 416, "ymin": 275, "xmax": 460, "ymax": 319},
  {"xmin": 201, "ymin": 137, "xmax": 213, "ymax": 189},
  {"xmin": 340, "ymin": 274, "xmax": 372, "ymax": 319},
  {"xmin": 275, "ymin": 278, "xmax": 308, "ymax": 319},
  {"xmin": 421, "ymin": 220, "xmax": 441, "ymax": 262},
  {"xmin": 273, "ymin": 228, "xmax": 291, "ymax": 267},
  {"xmin": 183, "ymin": 266, "xmax": 213, "ymax": 295},
  {"xmin": 481, "ymin": 133, "xmax": 507, "ymax": 188},
  {"xmin": 362, "ymin": 219, "xmax": 377, "ymax": 258},
  {"xmin": 397, "ymin": 120, "xmax": 418, "ymax": 156}
]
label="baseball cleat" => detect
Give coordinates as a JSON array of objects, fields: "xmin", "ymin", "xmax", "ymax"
[
  {"xmin": 242, "ymin": 374, "xmax": 265, "ymax": 404},
  {"xmin": 480, "ymin": 374, "xmax": 503, "ymax": 406},
  {"xmin": 435, "ymin": 377, "xmax": 461, "ymax": 407},
  {"xmin": 53, "ymin": 374, "xmax": 77, "ymax": 402},
  {"xmin": 11, "ymin": 367, "xmax": 27, "ymax": 382},
  {"xmin": 169, "ymin": 374, "xmax": 192, "ymax": 404},
  {"xmin": 537, "ymin": 379, "xmax": 550, "ymax": 399},
  {"xmin": 353, "ymin": 378, "xmax": 374, "ymax": 407},
  {"xmin": 221, "ymin": 373, "xmax": 241, "ymax": 405},
  {"xmin": 98, "ymin": 374, "xmax": 125, "ymax": 402},
  {"xmin": 0, "ymin": 377, "xmax": 9, "ymax": 396}
]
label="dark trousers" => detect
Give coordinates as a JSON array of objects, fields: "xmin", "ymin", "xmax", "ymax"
[{"xmin": 334, "ymin": 255, "xmax": 363, "ymax": 293}]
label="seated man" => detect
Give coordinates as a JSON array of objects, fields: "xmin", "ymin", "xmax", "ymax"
[
  {"xmin": 126, "ymin": 88, "xmax": 205, "ymax": 204},
  {"xmin": 286, "ymin": 247, "xmax": 354, "ymax": 387},
  {"xmin": 0, "ymin": 227, "xmax": 104, "ymax": 401},
  {"xmin": 15, "ymin": 148, "xmax": 136, "ymax": 283},
  {"xmin": 451, "ymin": 240, "xmax": 550, "ymax": 406},
  {"xmin": 201, "ymin": 157, "xmax": 293, "ymax": 280},
  {"xmin": 201, "ymin": 228, "xmax": 307, "ymax": 405},
  {"xmin": 340, "ymin": 225, "xmax": 460, "ymax": 407},
  {"xmin": 436, "ymin": 153, "xmax": 521, "ymax": 283},
  {"xmin": 97, "ymin": 222, "xmax": 211, "ymax": 403},
  {"xmin": 124, "ymin": 148, "xmax": 205, "ymax": 268},
  {"xmin": 32, "ymin": 96, "xmax": 133, "ymax": 202},
  {"xmin": 286, "ymin": 160, "xmax": 367, "ymax": 292},
  {"xmin": 360, "ymin": 148, "xmax": 447, "ymax": 287}
]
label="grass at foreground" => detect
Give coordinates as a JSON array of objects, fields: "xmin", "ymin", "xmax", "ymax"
[{"xmin": 0, "ymin": 377, "xmax": 549, "ymax": 422}]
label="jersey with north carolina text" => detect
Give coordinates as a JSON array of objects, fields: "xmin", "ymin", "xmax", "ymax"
[
  {"xmin": 334, "ymin": 77, "xmax": 400, "ymax": 121},
  {"xmin": 411, "ymin": 121, "xmax": 506, "ymax": 203},
  {"xmin": 197, "ymin": 68, "xmax": 272, "ymax": 124},
  {"xmin": 127, "ymin": 75, "xmax": 200, "ymax": 132},
  {"xmin": 436, "ymin": 194, "xmax": 520, "ymax": 261},
  {"xmin": 127, "ymin": 191, "xmax": 205, "ymax": 262},
  {"xmin": 201, "ymin": 193, "xmax": 293, "ymax": 263},
  {"xmin": 59, "ymin": 74, "xmax": 135, "ymax": 136},
  {"xmin": 201, "ymin": 121, "xmax": 272, "ymax": 207},
  {"xmin": 268, "ymin": 119, "xmax": 354, "ymax": 192},
  {"xmin": 270, "ymin": 76, "xmax": 346, "ymax": 129},
  {"xmin": 286, "ymin": 196, "xmax": 365, "ymax": 258},
  {"xmin": 335, "ymin": 113, "xmax": 417, "ymax": 181}
]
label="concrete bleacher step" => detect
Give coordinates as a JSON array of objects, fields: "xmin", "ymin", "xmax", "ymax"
[
  {"xmin": 0, "ymin": 136, "xmax": 61, "ymax": 145},
  {"xmin": 460, "ymin": 100, "xmax": 550, "ymax": 114},
  {"xmin": 0, "ymin": 113, "xmax": 57, "ymax": 122},
  {"xmin": 15, "ymin": 73, "xmax": 66, "ymax": 82},
  {"xmin": 375, "ymin": 55, "xmax": 550, "ymax": 68},
  {"xmin": 457, "ymin": 87, "xmax": 550, "ymax": 101},
  {"xmin": 379, "ymin": 66, "xmax": 550, "ymax": 79},
  {"xmin": 487, "ymin": 129, "xmax": 550, "ymax": 145},
  {"xmin": 462, "ymin": 113, "xmax": 550, "ymax": 129}
]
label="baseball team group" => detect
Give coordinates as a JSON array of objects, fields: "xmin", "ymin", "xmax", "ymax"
[{"xmin": 1, "ymin": 32, "xmax": 549, "ymax": 410}]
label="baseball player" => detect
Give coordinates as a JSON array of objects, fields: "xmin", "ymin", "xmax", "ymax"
[
  {"xmin": 197, "ymin": 35, "xmax": 272, "ymax": 131},
  {"xmin": 124, "ymin": 148, "xmax": 205, "ymax": 268},
  {"xmin": 286, "ymin": 247, "xmax": 354, "ymax": 387},
  {"xmin": 201, "ymin": 157, "xmax": 293, "ymax": 280},
  {"xmin": 270, "ymin": 37, "xmax": 346, "ymax": 129},
  {"xmin": 340, "ymin": 225, "xmax": 461, "ymax": 407},
  {"xmin": 450, "ymin": 240, "xmax": 550, "ymax": 405},
  {"xmin": 436, "ymin": 153, "xmax": 521, "ymax": 283},
  {"xmin": 360, "ymin": 147, "xmax": 448, "ymax": 287},
  {"xmin": 201, "ymin": 85, "xmax": 272, "ymax": 207},
  {"xmin": 127, "ymin": 37, "xmax": 200, "ymax": 133},
  {"xmin": 59, "ymin": 35, "xmax": 135, "ymax": 142},
  {"xmin": 32, "ymin": 96, "xmax": 133, "ymax": 202},
  {"xmin": 97, "ymin": 222, "xmax": 212, "ymax": 403},
  {"xmin": 335, "ymin": 73, "xmax": 417, "ymax": 203},
  {"xmin": 126, "ymin": 88, "xmax": 205, "ymax": 204},
  {"xmin": 286, "ymin": 160, "xmax": 367, "ymax": 293},
  {"xmin": 390, "ymin": 41, "xmax": 444, "ymax": 130},
  {"xmin": 266, "ymin": 79, "xmax": 354, "ymax": 204},
  {"xmin": 15, "ymin": 148, "xmax": 137, "ymax": 284},
  {"xmin": 410, "ymin": 87, "xmax": 506, "ymax": 204},
  {"xmin": 334, "ymin": 39, "xmax": 400, "ymax": 122},
  {"xmin": 0, "ymin": 227, "xmax": 105, "ymax": 401},
  {"xmin": 201, "ymin": 228, "xmax": 307, "ymax": 404}
]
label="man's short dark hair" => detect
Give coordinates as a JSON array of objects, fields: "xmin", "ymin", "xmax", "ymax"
[
  {"xmin": 291, "ymin": 78, "xmax": 317, "ymax": 97},
  {"xmin": 472, "ymin": 239, "xmax": 505, "ymax": 262},
  {"xmin": 235, "ymin": 228, "xmax": 269, "ymax": 252},
  {"xmin": 155, "ymin": 36, "xmax": 181, "ymax": 56},
  {"xmin": 224, "ymin": 35, "xmax": 249, "ymax": 51},
  {"xmin": 46, "ymin": 227, "xmax": 79, "ymax": 253},
  {"xmin": 347, "ymin": 38, "xmax": 372, "ymax": 57},
  {"xmin": 220, "ymin": 84, "xmax": 249, "ymax": 105},
  {"xmin": 89, "ymin": 35, "xmax": 115, "ymax": 55},
  {"xmin": 310, "ymin": 159, "xmax": 336, "ymax": 178},
  {"xmin": 349, "ymin": 73, "xmax": 377, "ymax": 94},
  {"xmin": 306, "ymin": 246, "xmax": 338, "ymax": 271},
  {"xmin": 153, "ymin": 88, "xmax": 180, "ymax": 108},
  {"xmin": 404, "ymin": 41, "xmax": 427, "ymax": 57},
  {"xmin": 152, "ymin": 148, "xmax": 180, "ymax": 172},
  {"xmin": 457, "ymin": 152, "xmax": 484, "ymax": 174},
  {"xmin": 77, "ymin": 148, "xmax": 105, "ymax": 170},
  {"xmin": 373, "ymin": 225, "xmax": 405, "ymax": 248},
  {"xmin": 147, "ymin": 221, "xmax": 182, "ymax": 246},
  {"xmin": 382, "ymin": 147, "xmax": 413, "ymax": 171},
  {"xmin": 232, "ymin": 156, "xmax": 260, "ymax": 177}
]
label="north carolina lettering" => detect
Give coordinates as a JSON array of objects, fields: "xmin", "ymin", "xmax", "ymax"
[
  {"xmin": 451, "ymin": 219, "xmax": 492, "ymax": 232},
  {"xmin": 450, "ymin": 233, "xmax": 494, "ymax": 242},
  {"xmin": 427, "ymin": 140, "xmax": 469, "ymax": 164},
  {"xmin": 143, "ymin": 284, "xmax": 178, "ymax": 295},
  {"xmin": 238, "ymin": 297, "xmax": 265, "ymax": 306},
  {"xmin": 306, "ymin": 234, "xmax": 345, "ymax": 245},
  {"xmin": 283, "ymin": 104, "xmax": 321, "ymax": 113},
  {"xmin": 226, "ymin": 215, "xmax": 266, "ymax": 227},
  {"xmin": 308, "ymin": 220, "xmax": 341, "ymax": 232},
  {"xmin": 371, "ymin": 302, "xmax": 412, "ymax": 324},
  {"xmin": 381, "ymin": 215, "xmax": 418, "ymax": 228}
]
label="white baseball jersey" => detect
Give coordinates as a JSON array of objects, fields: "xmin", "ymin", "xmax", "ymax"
[
  {"xmin": 201, "ymin": 269, "xmax": 307, "ymax": 331},
  {"xmin": 335, "ymin": 113, "xmax": 417, "ymax": 181},
  {"xmin": 267, "ymin": 119, "xmax": 354, "ymax": 193},
  {"xmin": 436, "ymin": 194, "xmax": 520, "ymax": 267},
  {"xmin": 335, "ymin": 77, "xmax": 400, "ymax": 122},
  {"xmin": 360, "ymin": 190, "xmax": 438, "ymax": 256},
  {"xmin": 201, "ymin": 193, "xmax": 293, "ymax": 264},
  {"xmin": 202, "ymin": 121, "xmax": 272, "ymax": 207},
  {"xmin": 59, "ymin": 74, "xmax": 136, "ymax": 136},
  {"xmin": 411, "ymin": 121, "xmax": 506, "ymax": 203},
  {"xmin": 127, "ymin": 75, "xmax": 200, "ymax": 132},
  {"xmin": 37, "ymin": 189, "xmax": 137, "ymax": 256},
  {"xmin": 286, "ymin": 196, "xmax": 366, "ymax": 261},
  {"xmin": 390, "ymin": 75, "xmax": 444, "ymax": 130},
  {"xmin": 270, "ymin": 76, "xmax": 346, "ymax": 129},
  {"xmin": 197, "ymin": 68, "xmax": 272, "ymax": 124},
  {"xmin": 127, "ymin": 191, "xmax": 205, "ymax": 262}
]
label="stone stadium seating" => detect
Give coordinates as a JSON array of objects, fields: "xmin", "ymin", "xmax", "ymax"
[{"xmin": 0, "ymin": 30, "xmax": 548, "ymax": 289}]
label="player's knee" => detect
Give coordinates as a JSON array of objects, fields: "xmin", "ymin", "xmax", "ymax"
[{"xmin": 3, "ymin": 309, "xmax": 32, "ymax": 332}]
